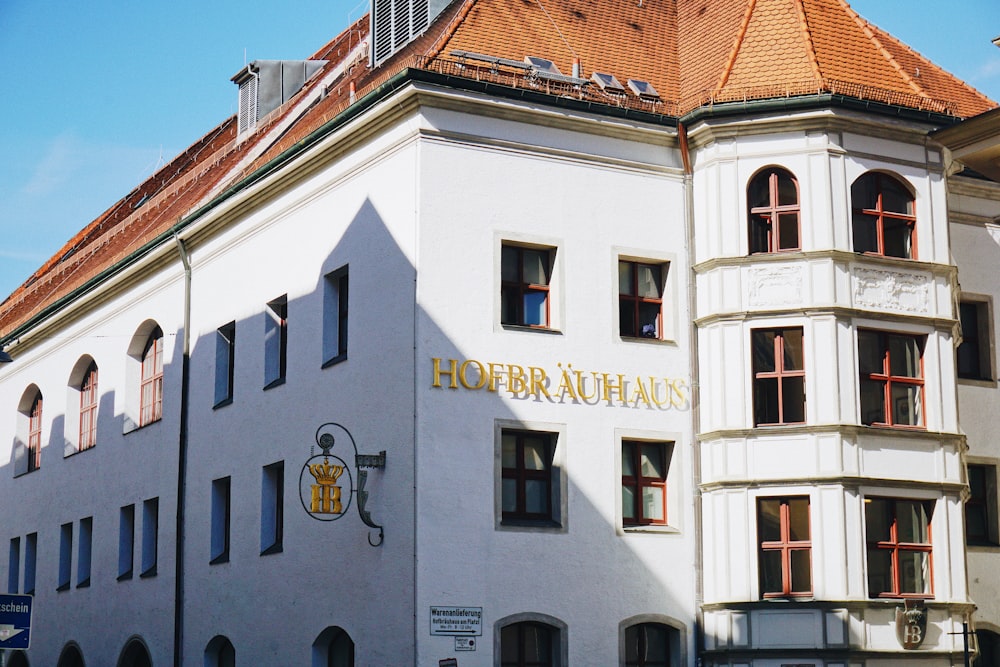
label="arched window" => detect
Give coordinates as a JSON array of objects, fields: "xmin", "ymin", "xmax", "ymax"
[
  {"xmin": 852, "ymin": 172, "xmax": 915, "ymax": 258},
  {"xmin": 7, "ymin": 651, "xmax": 29, "ymax": 667},
  {"xmin": 748, "ymin": 167, "xmax": 800, "ymax": 253},
  {"xmin": 79, "ymin": 361, "xmax": 98, "ymax": 450},
  {"xmin": 27, "ymin": 392, "xmax": 42, "ymax": 472},
  {"xmin": 499, "ymin": 620, "xmax": 565, "ymax": 667},
  {"xmin": 205, "ymin": 635, "xmax": 236, "ymax": 667},
  {"xmin": 623, "ymin": 623, "xmax": 675, "ymax": 666},
  {"xmin": 312, "ymin": 626, "xmax": 355, "ymax": 667},
  {"xmin": 118, "ymin": 637, "xmax": 152, "ymax": 667},
  {"xmin": 57, "ymin": 643, "xmax": 85, "ymax": 667},
  {"xmin": 139, "ymin": 327, "xmax": 163, "ymax": 427},
  {"xmin": 975, "ymin": 628, "xmax": 1000, "ymax": 666}
]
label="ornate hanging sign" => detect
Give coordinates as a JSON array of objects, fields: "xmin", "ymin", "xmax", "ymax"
[
  {"xmin": 895, "ymin": 599, "xmax": 927, "ymax": 649},
  {"xmin": 299, "ymin": 422, "xmax": 386, "ymax": 546}
]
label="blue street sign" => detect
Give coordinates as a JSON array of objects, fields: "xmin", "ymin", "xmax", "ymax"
[{"xmin": 0, "ymin": 594, "xmax": 32, "ymax": 649}]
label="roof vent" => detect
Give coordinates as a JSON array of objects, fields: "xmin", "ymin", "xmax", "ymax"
[
  {"xmin": 627, "ymin": 78, "xmax": 660, "ymax": 101},
  {"xmin": 526, "ymin": 56, "xmax": 590, "ymax": 87},
  {"xmin": 372, "ymin": 0, "xmax": 450, "ymax": 66},
  {"xmin": 232, "ymin": 60, "xmax": 327, "ymax": 135},
  {"xmin": 592, "ymin": 72, "xmax": 626, "ymax": 95}
]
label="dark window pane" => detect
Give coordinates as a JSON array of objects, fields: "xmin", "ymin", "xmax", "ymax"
[
  {"xmin": 867, "ymin": 546, "xmax": 893, "ymax": 596},
  {"xmin": 781, "ymin": 376, "xmax": 805, "ymax": 423},
  {"xmin": 754, "ymin": 377, "xmax": 779, "ymax": 424},
  {"xmin": 759, "ymin": 550, "xmax": 783, "ymax": 594},
  {"xmin": 638, "ymin": 302, "xmax": 660, "ymax": 338},
  {"xmin": 860, "ymin": 379, "xmax": 886, "ymax": 424},
  {"xmin": 748, "ymin": 174, "xmax": 771, "ymax": 208},
  {"xmin": 883, "ymin": 217, "xmax": 913, "ymax": 258},
  {"xmin": 888, "ymin": 335, "xmax": 922, "ymax": 378},
  {"xmin": 788, "ymin": 498, "xmax": 810, "ymax": 541},
  {"xmin": 777, "ymin": 212, "xmax": 799, "ymax": 249},
  {"xmin": 758, "ymin": 499, "xmax": 782, "ymax": 541},
  {"xmin": 896, "ymin": 501, "xmax": 929, "ymax": 543},
  {"xmin": 898, "ymin": 551, "xmax": 930, "ymax": 594},
  {"xmin": 782, "ymin": 328, "xmax": 804, "ymax": 370},
  {"xmin": 853, "ymin": 212, "xmax": 879, "ymax": 253},
  {"xmin": 881, "ymin": 177, "xmax": 914, "ymax": 214},
  {"xmin": 865, "ymin": 500, "xmax": 891, "ymax": 541},
  {"xmin": 753, "ymin": 331, "xmax": 777, "ymax": 373},
  {"xmin": 790, "ymin": 549, "xmax": 811, "ymax": 592},
  {"xmin": 776, "ymin": 171, "xmax": 797, "ymax": 206},
  {"xmin": 890, "ymin": 384, "xmax": 921, "ymax": 426},
  {"xmin": 858, "ymin": 331, "xmax": 884, "ymax": 374},
  {"xmin": 749, "ymin": 215, "xmax": 770, "ymax": 253}
]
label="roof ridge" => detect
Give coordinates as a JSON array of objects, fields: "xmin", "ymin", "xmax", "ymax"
[
  {"xmin": 792, "ymin": 0, "xmax": 822, "ymax": 82},
  {"xmin": 715, "ymin": 0, "xmax": 757, "ymax": 94},
  {"xmin": 839, "ymin": 0, "xmax": 924, "ymax": 98}
]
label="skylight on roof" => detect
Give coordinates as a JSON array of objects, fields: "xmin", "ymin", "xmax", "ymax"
[
  {"xmin": 628, "ymin": 79, "xmax": 660, "ymax": 101},
  {"xmin": 592, "ymin": 72, "xmax": 626, "ymax": 94},
  {"xmin": 525, "ymin": 56, "xmax": 562, "ymax": 75}
]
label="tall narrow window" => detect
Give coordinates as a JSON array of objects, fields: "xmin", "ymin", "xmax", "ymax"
[
  {"xmin": 865, "ymin": 497, "xmax": 933, "ymax": 598},
  {"xmin": 264, "ymin": 295, "xmax": 287, "ymax": 388},
  {"xmin": 752, "ymin": 328, "xmax": 805, "ymax": 426},
  {"xmin": 79, "ymin": 362, "xmax": 98, "ymax": 450},
  {"xmin": 58, "ymin": 522, "xmax": 72, "ymax": 591},
  {"xmin": 748, "ymin": 167, "xmax": 800, "ymax": 253},
  {"xmin": 500, "ymin": 621, "xmax": 558, "ymax": 667},
  {"xmin": 77, "ymin": 516, "xmax": 92, "ymax": 588},
  {"xmin": 214, "ymin": 322, "xmax": 236, "ymax": 407},
  {"xmin": 141, "ymin": 497, "xmax": 158, "ymax": 577},
  {"xmin": 623, "ymin": 622, "xmax": 674, "ymax": 667},
  {"xmin": 119, "ymin": 504, "xmax": 135, "ymax": 580},
  {"xmin": 7, "ymin": 537, "xmax": 19, "ymax": 594},
  {"xmin": 23, "ymin": 533, "xmax": 36, "ymax": 595},
  {"xmin": 619, "ymin": 260, "xmax": 665, "ymax": 339},
  {"xmin": 323, "ymin": 267, "xmax": 349, "ymax": 366},
  {"xmin": 501, "ymin": 430, "xmax": 555, "ymax": 523},
  {"xmin": 958, "ymin": 300, "xmax": 993, "ymax": 381},
  {"xmin": 758, "ymin": 497, "xmax": 812, "ymax": 597},
  {"xmin": 852, "ymin": 172, "xmax": 916, "ymax": 258},
  {"xmin": 622, "ymin": 441, "xmax": 670, "ymax": 526},
  {"xmin": 211, "ymin": 477, "xmax": 231, "ymax": 564},
  {"xmin": 858, "ymin": 330, "xmax": 925, "ymax": 428},
  {"xmin": 261, "ymin": 462, "xmax": 284, "ymax": 555},
  {"xmin": 27, "ymin": 392, "xmax": 42, "ymax": 472},
  {"xmin": 140, "ymin": 327, "xmax": 164, "ymax": 426},
  {"xmin": 966, "ymin": 464, "xmax": 999, "ymax": 546},
  {"xmin": 501, "ymin": 244, "xmax": 553, "ymax": 328}
]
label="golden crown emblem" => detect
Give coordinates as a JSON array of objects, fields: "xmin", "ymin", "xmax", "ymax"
[{"xmin": 308, "ymin": 458, "xmax": 344, "ymax": 485}]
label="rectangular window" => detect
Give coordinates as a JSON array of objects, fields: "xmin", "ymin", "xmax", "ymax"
[
  {"xmin": 323, "ymin": 267, "xmax": 349, "ymax": 366},
  {"xmin": 118, "ymin": 504, "xmax": 135, "ymax": 580},
  {"xmin": 865, "ymin": 497, "xmax": 933, "ymax": 598},
  {"xmin": 264, "ymin": 295, "xmax": 288, "ymax": 388},
  {"xmin": 621, "ymin": 440, "xmax": 670, "ymax": 526},
  {"xmin": 501, "ymin": 429, "xmax": 556, "ymax": 523},
  {"xmin": 859, "ymin": 331, "xmax": 925, "ymax": 428},
  {"xmin": 77, "ymin": 516, "xmax": 92, "ymax": 588},
  {"xmin": 7, "ymin": 537, "xmax": 19, "ymax": 594},
  {"xmin": 211, "ymin": 477, "xmax": 231, "ymax": 564},
  {"xmin": 24, "ymin": 533, "xmax": 36, "ymax": 595},
  {"xmin": 27, "ymin": 394, "xmax": 42, "ymax": 472},
  {"xmin": 139, "ymin": 330, "xmax": 164, "ymax": 426},
  {"xmin": 501, "ymin": 244, "xmax": 553, "ymax": 328},
  {"xmin": 758, "ymin": 497, "xmax": 812, "ymax": 597},
  {"xmin": 958, "ymin": 300, "xmax": 993, "ymax": 381},
  {"xmin": 752, "ymin": 327, "xmax": 805, "ymax": 425},
  {"xmin": 141, "ymin": 497, "xmax": 158, "ymax": 577},
  {"xmin": 261, "ymin": 461, "xmax": 284, "ymax": 555},
  {"xmin": 58, "ymin": 521, "xmax": 72, "ymax": 591},
  {"xmin": 619, "ymin": 260, "xmax": 666, "ymax": 339},
  {"xmin": 967, "ymin": 464, "xmax": 999, "ymax": 546},
  {"xmin": 214, "ymin": 322, "xmax": 236, "ymax": 407}
]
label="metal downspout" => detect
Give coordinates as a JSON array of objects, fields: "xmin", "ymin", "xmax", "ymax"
[
  {"xmin": 678, "ymin": 122, "xmax": 705, "ymax": 666},
  {"xmin": 173, "ymin": 235, "xmax": 192, "ymax": 667}
]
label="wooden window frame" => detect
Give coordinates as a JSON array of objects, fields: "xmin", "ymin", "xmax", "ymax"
[
  {"xmin": 748, "ymin": 168, "xmax": 800, "ymax": 253},
  {"xmin": 852, "ymin": 172, "xmax": 916, "ymax": 259},
  {"xmin": 27, "ymin": 393, "xmax": 42, "ymax": 472},
  {"xmin": 865, "ymin": 497, "xmax": 934, "ymax": 599},
  {"xmin": 501, "ymin": 430, "xmax": 554, "ymax": 523},
  {"xmin": 501, "ymin": 244, "xmax": 552, "ymax": 329},
  {"xmin": 621, "ymin": 440, "xmax": 669, "ymax": 527},
  {"xmin": 757, "ymin": 496, "xmax": 812, "ymax": 598},
  {"xmin": 139, "ymin": 328, "xmax": 164, "ymax": 427},
  {"xmin": 79, "ymin": 362, "xmax": 98, "ymax": 450},
  {"xmin": 752, "ymin": 327, "xmax": 806, "ymax": 426},
  {"xmin": 858, "ymin": 330, "xmax": 925, "ymax": 429},
  {"xmin": 619, "ymin": 260, "xmax": 665, "ymax": 339}
]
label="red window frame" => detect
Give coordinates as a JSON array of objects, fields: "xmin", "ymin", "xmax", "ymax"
[
  {"xmin": 852, "ymin": 172, "xmax": 916, "ymax": 258},
  {"xmin": 865, "ymin": 497, "xmax": 934, "ymax": 599},
  {"xmin": 858, "ymin": 330, "xmax": 925, "ymax": 428},
  {"xmin": 27, "ymin": 393, "xmax": 42, "ymax": 472},
  {"xmin": 79, "ymin": 362, "xmax": 98, "ymax": 450},
  {"xmin": 619, "ymin": 260, "xmax": 664, "ymax": 339},
  {"xmin": 501, "ymin": 430, "xmax": 554, "ymax": 523},
  {"xmin": 140, "ymin": 329, "xmax": 163, "ymax": 427},
  {"xmin": 748, "ymin": 168, "xmax": 800, "ymax": 253},
  {"xmin": 752, "ymin": 327, "xmax": 806, "ymax": 426},
  {"xmin": 501, "ymin": 245, "xmax": 551, "ymax": 328},
  {"xmin": 757, "ymin": 497, "xmax": 812, "ymax": 598},
  {"xmin": 622, "ymin": 440, "xmax": 668, "ymax": 526}
]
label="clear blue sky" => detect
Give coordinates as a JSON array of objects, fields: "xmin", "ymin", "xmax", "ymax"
[{"xmin": 1, "ymin": 0, "xmax": 998, "ymax": 302}]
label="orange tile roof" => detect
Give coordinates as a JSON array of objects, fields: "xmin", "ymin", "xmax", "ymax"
[{"xmin": 2, "ymin": 0, "xmax": 995, "ymax": 340}]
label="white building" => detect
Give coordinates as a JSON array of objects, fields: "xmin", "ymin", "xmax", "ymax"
[{"xmin": 0, "ymin": 1, "xmax": 997, "ymax": 666}]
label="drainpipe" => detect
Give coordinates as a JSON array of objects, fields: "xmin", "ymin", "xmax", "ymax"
[
  {"xmin": 172, "ymin": 234, "xmax": 192, "ymax": 667},
  {"xmin": 678, "ymin": 122, "xmax": 706, "ymax": 666}
]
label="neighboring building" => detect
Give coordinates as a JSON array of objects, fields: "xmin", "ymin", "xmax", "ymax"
[{"xmin": 0, "ymin": 1, "xmax": 997, "ymax": 666}]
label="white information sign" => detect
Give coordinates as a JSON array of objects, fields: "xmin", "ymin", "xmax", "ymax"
[
  {"xmin": 430, "ymin": 606, "xmax": 483, "ymax": 636},
  {"xmin": 455, "ymin": 637, "xmax": 477, "ymax": 651}
]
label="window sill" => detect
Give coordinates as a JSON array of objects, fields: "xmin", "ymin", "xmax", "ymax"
[
  {"xmin": 263, "ymin": 377, "xmax": 286, "ymax": 391},
  {"xmin": 620, "ymin": 335, "xmax": 677, "ymax": 346},
  {"xmin": 498, "ymin": 518, "xmax": 564, "ymax": 533},
  {"xmin": 125, "ymin": 417, "xmax": 162, "ymax": 435},
  {"xmin": 957, "ymin": 376, "xmax": 996, "ymax": 388},
  {"xmin": 322, "ymin": 353, "xmax": 348, "ymax": 369},
  {"xmin": 209, "ymin": 554, "xmax": 230, "ymax": 566},
  {"xmin": 139, "ymin": 567, "xmax": 157, "ymax": 579},
  {"xmin": 13, "ymin": 468, "xmax": 40, "ymax": 479},
  {"xmin": 212, "ymin": 397, "xmax": 233, "ymax": 410},
  {"xmin": 56, "ymin": 583, "xmax": 70, "ymax": 592},
  {"xmin": 260, "ymin": 543, "xmax": 283, "ymax": 557},
  {"xmin": 501, "ymin": 324, "xmax": 562, "ymax": 335},
  {"xmin": 76, "ymin": 579, "xmax": 90, "ymax": 589},
  {"xmin": 117, "ymin": 571, "xmax": 133, "ymax": 582},
  {"xmin": 967, "ymin": 542, "xmax": 1000, "ymax": 551},
  {"xmin": 622, "ymin": 524, "xmax": 680, "ymax": 536},
  {"xmin": 64, "ymin": 444, "xmax": 96, "ymax": 459}
]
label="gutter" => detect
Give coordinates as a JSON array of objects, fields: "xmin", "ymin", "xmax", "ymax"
[{"xmin": 172, "ymin": 235, "xmax": 192, "ymax": 667}]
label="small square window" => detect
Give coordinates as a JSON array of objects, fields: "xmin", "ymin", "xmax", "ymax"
[
  {"xmin": 501, "ymin": 244, "xmax": 554, "ymax": 329},
  {"xmin": 619, "ymin": 260, "xmax": 667, "ymax": 339},
  {"xmin": 621, "ymin": 440, "xmax": 671, "ymax": 526}
]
